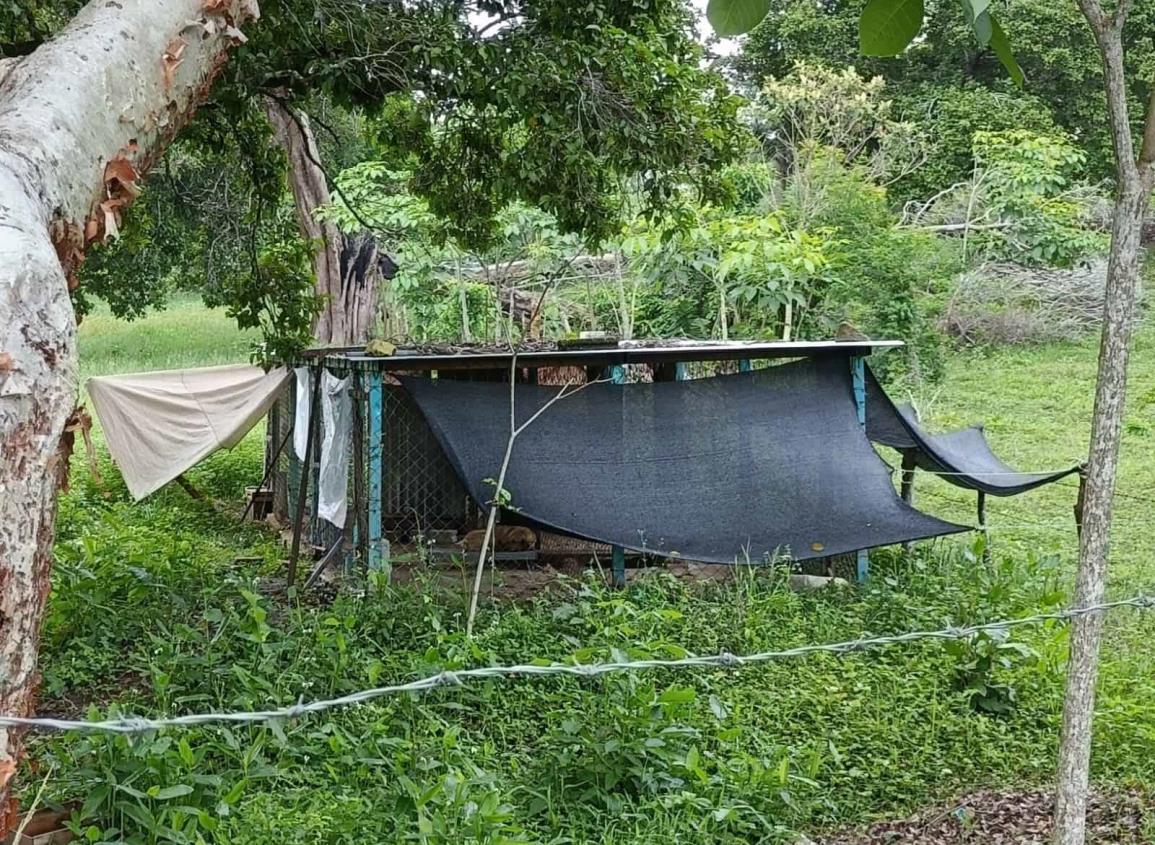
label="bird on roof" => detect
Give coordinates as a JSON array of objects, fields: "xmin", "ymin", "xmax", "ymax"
[{"xmin": 835, "ymin": 321, "xmax": 870, "ymax": 342}]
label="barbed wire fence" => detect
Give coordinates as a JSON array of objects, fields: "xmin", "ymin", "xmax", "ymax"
[{"xmin": 2, "ymin": 593, "xmax": 1151, "ymax": 736}]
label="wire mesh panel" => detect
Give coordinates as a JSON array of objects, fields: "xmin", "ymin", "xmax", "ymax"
[
  {"xmin": 381, "ymin": 380, "xmax": 471, "ymax": 540},
  {"xmin": 678, "ymin": 359, "xmax": 743, "ymax": 379}
]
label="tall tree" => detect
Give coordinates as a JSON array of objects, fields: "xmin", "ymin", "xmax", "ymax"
[
  {"xmin": 264, "ymin": 97, "xmax": 388, "ymax": 345},
  {"xmin": 0, "ymin": 0, "xmax": 740, "ymax": 828},
  {"xmin": 734, "ymin": 0, "xmax": 1155, "ymax": 186},
  {"xmin": 711, "ymin": 0, "xmax": 1153, "ymax": 841},
  {"xmin": 0, "ymin": 0, "xmax": 258, "ymax": 827}
]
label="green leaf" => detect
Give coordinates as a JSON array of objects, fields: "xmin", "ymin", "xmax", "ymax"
[
  {"xmin": 859, "ymin": 0, "xmax": 924, "ymax": 56},
  {"xmin": 706, "ymin": 0, "xmax": 771, "ymax": 37},
  {"xmin": 658, "ymin": 686, "xmax": 697, "ymax": 705},
  {"xmin": 988, "ymin": 17, "xmax": 1024, "ymax": 86},
  {"xmin": 149, "ymin": 784, "xmax": 194, "ymax": 801},
  {"xmin": 970, "ymin": 9, "xmax": 992, "ymax": 44}
]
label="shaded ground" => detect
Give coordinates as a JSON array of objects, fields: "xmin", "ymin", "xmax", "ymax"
[{"xmin": 822, "ymin": 789, "xmax": 1152, "ymax": 844}]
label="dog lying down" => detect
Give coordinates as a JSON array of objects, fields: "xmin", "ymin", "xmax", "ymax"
[{"xmin": 460, "ymin": 526, "xmax": 538, "ymax": 552}]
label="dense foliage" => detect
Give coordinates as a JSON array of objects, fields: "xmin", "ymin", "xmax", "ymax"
[
  {"xmin": 9, "ymin": 0, "xmax": 1125, "ymax": 369},
  {"xmin": 30, "ymin": 393, "xmax": 1155, "ymax": 843},
  {"xmin": 734, "ymin": 0, "xmax": 1155, "ymax": 185}
]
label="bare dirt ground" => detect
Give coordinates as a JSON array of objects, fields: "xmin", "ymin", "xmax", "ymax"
[{"xmin": 820, "ymin": 788, "xmax": 1152, "ymax": 844}]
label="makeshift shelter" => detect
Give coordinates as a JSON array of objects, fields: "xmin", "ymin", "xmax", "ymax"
[
  {"xmin": 84, "ymin": 340, "xmax": 1079, "ymax": 587},
  {"xmin": 270, "ymin": 339, "xmax": 973, "ymax": 585},
  {"xmin": 88, "ymin": 364, "xmax": 290, "ymax": 499}
]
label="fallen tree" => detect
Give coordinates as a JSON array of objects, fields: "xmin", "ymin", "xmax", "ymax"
[{"xmin": 0, "ymin": 0, "xmax": 257, "ymax": 830}]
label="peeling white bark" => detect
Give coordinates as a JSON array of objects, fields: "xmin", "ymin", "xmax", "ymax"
[{"xmin": 0, "ymin": 0, "xmax": 257, "ymax": 828}]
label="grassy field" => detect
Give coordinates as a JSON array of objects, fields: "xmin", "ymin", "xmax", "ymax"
[
  {"xmin": 78, "ymin": 294, "xmax": 259, "ymax": 381},
  {"xmin": 32, "ymin": 298, "xmax": 1155, "ymax": 843}
]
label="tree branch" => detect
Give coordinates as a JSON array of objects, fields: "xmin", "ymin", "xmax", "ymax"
[
  {"xmin": 1138, "ymin": 87, "xmax": 1155, "ymax": 189},
  {"xmin": 464, "ymin": 357, "xmax": 605, "ymax": 636},
  {"xmin": 264, "ymin": 92, "xmax": 383, "ymax": 238},
  {"xmin": 1076, "ymin": 0, "xmax": 1108, "ymax": 34},
  {"xmin": 1111, "ymin": 0, "xmax": 1134, "ymax": 31}
]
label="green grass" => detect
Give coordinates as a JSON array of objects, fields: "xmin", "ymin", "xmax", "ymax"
[
  {"xmin": 894, "ymin": 331, "xmax": 1155, "ymax": 592},
  {"xmin": 31, "ymin": 299, "xmax": 1155, "ymax": 843},
  {"xmin": 78, "ymin": 294, "xmax": 258, "ymax": 381}
]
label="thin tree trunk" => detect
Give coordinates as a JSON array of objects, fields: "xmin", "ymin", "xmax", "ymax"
[
  {"xmin": 1053, "ymin": 5, "xmax": 1154, "ymax": 841},
  {"xmin": 1053, "ymin": 183, "xmax": 1146, "ymax": 845},
  {"xmin": 0, "ymin": 0, "xmax": 257, "ymax": 831},
  {"xmin": 264, "ymin": 97, "xmax": 383, "ymax": 346}
]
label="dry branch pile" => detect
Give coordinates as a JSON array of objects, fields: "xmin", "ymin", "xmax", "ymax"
[{"xmin": 940, "ymin": 258, "xmax": 1137, "ymax": 346}]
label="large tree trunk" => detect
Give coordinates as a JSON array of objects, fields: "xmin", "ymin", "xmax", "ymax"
[
  {"xmin": 264, "ymin": 97, "xmax": 386, "ymax": 346},
  {"xmin": 1053, "ymin": 6, "xmax": 1154, "ymax": 843},
  {"xmin": 0, "ymin": 0, "xmax": 257, "ymax": 831}
]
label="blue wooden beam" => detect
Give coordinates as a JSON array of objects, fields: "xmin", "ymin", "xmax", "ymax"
[
  {"xmin": 851, "ymin": 356, "xmax": 869, "ymax": 582},
  {"xmin": 367, "ymin": 372, "xmax": 386, "ymax": 576},
  {"xmin": 675, "ymin": 362, "xmax": 689, "ymax": 381},
  {"xmin": 612, "ymin": 545, "xmax": 626, "ymax": 588},
  {"xmin": 738, "ymin": 359, "xmax": 751, "ymax": 373}
]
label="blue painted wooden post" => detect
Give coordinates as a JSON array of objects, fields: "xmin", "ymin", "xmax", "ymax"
[
  {"xmin": 738, "ymin": 359, "xmax": 751, "ymax": 373},
  {"xmin": 674, "ymin": 362, "xmax": 689, "ymax": 381},
  {"xmin": 611, "ymin": 546, "xmax": 626, "ymax": 588},
  {"xmin": 851, "ymin": 356, "xmax": 869, "ymax": 582},
  {"xmin": 367, "ymin": 371, "xmax": 386, "ymax": 576}
]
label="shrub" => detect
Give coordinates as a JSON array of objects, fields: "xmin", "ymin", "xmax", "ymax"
[
  {"xmin": 778, "ymin": 151, "xmax": 960, "ymax": 382},
  {"xmin": 970, "ymin": 130, "xmax": 1107, "ymax": 267},
  {"xmin": 893, "ymin": 85, "xmax": 1059, "ymax": 205}
]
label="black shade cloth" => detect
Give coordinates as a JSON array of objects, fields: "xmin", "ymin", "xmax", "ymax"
[
  {"xmin": 400, "ymin": 358, "xmax": 966, "ymax": 564},
  {"xmin": 866, "ymin": 369, "xmax": 1080, "ymax": 496}
]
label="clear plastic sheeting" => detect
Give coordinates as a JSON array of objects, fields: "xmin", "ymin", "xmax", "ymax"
[
  {"xmin": 317, "ymin": 370, "xmax": 352, "ymax": 528},
  {"xmin": 87, "ymin": 364, "xmax": 290, "ymax": 500}
]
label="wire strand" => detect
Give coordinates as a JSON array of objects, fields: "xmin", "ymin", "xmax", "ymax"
[{"xmin": 3, "ymin": 594, "xmax": 1151, "ymax": 735}]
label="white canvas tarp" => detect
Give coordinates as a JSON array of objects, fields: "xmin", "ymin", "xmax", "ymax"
[{"xmin": 87, "ymin": 364, "xmax": 291, "ymax": 500}]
